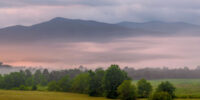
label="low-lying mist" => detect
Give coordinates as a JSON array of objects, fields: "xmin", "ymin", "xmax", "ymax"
[{"xmin": 0, "ymin": 36, "xmax": 200, "ymax": 69}]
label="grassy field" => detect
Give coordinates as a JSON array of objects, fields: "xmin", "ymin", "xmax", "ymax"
[
  {"xmin": 0, "ymin": 90, "xmax": 111, "ymax": 100},
  {"xmin": 0, "ymin": 90, "xmax": 199, "ymax": 100},
  {"xmin": 134, "ymin": 79, "xmax": 200, "ymax": 98}
]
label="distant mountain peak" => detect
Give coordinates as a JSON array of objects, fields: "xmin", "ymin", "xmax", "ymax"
[
  {"xmin": 50, "ymin": 17, "xmax": 69, "ymax": 21},
  {"xmin": 146, "ymin": 20, "xmax": 166, "ymax": 24}
]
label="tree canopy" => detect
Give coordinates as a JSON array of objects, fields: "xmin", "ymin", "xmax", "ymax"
[
  {"xmin": 156, "ymin": 81, "xmax": 176, "ymax": 98},
  {"xmin": 117, "ymin": 80, "xmax": 137, "ymax": 100},
  {"xmin": 137, "ymin": 78, "xmax": 152, "ymax": 98},
  {"xmin": 104, "ymin": 65, "xmax": 129, "ymax": 98}
]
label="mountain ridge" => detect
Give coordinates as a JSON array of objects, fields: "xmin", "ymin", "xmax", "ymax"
[
  {"xmin": 0, "ymin": 17, "xmax": 136, "ymax": 43},
  {"xmin": 0, "ymin": 17, "xmax": 199, "ymax": 43}
]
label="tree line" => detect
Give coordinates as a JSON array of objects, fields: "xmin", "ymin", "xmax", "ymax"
[
  {"xmin": 124, "ymin": 66, "xmax": 200, "ymax": 79},
  {"xmin": 0, "ymin": 68, "xmax": 83, "ymax": 90},
  {"xmin": 1, "ymin": 62, "xmax": 200, "ymax": 80},
  {"xmin": 0, "ymin": 64, "xmax": 176, "ymax": 100}
]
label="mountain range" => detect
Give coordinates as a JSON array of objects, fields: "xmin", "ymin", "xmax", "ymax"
[
  {"xmin": 0, "ymin": 17, "xmax": 200, "ymax": 43},
  {"xmin": 117, "ymin": 21, "xmax": 200, "ymax": 34}
]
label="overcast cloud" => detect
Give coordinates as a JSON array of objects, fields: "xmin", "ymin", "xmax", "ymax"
[{"xmin": 0, "ymin": 0, "xmax": 200, "ymax": 27}]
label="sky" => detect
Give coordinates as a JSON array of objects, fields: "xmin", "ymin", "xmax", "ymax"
[
  {"xmin": 0, "ymin": 0, "xmax": 200, "ymax": 69},
  {"xmin": 1, "ymin": 0, "xmax": 200, "ymax": 28}
]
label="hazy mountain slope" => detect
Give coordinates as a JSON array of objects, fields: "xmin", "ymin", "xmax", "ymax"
[
  {"xmin": 0, "ymin": 17, "xmax": 138, "ymax": 43},
  {"xmin": 118, "ymin": 21, "xmax": 200, "ymax": 34},
  {"xmin": 0, "ymin": 17, "xmax": 200, "ymax": 43}
]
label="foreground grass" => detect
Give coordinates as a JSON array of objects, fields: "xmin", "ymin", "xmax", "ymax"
[
  {"xmin": 0, "ymin": 90, "xmax": 199, "ymax": 100},
  {"xmin": 0, "ymin": 90, "xmax": 111, "ymax": 100},
  {"xmin": 134, "ymin": 79, "xmax": 200, "ymax": 98}
]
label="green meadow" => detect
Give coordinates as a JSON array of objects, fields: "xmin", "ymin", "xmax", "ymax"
[
  {"xmin": 0, "ymin": 90, "xmax": 111, "ymax": 100},
  {"xmin": 134, "ymin": 79, "xmax": 200, "ymax": 98}
]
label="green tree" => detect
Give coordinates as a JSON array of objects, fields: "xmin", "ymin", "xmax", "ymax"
[
  {"xmin": 117, "ymin": 80, "xmax": 137, "ymax": 100},
  {"xmin": 71, "ymin": 73, "xmax": 89, "ymax": 93},
  {"xmin": 149, "ymin": 92, "xmax": 172, "ymax": 100},
  {"xmin": 32, "ymin": 84, "xmax": 37, "ymax": 91},
  {"xmin": 156, "ymin": 81, "xmax": 176, "ymax": 98},
  {"xmin": 48, "ymin": 81, "xmax": 60, "ymax": 91},
  {"xmin": 43, "ymin": 69, "xmax": 50, "ymax": 82},
  {"xmin": 0, "ymin": 75, "xmax": 4, "ymax": 88},
  {"xmin": 3, "ymin": 72, "xmax": 26, "ymax": 89},
  {"xmin": 25, "ymin": 69, "xmax": 32, "ymax": 79},
  {"xmin": 34, "ymin": 70, "xmax": 42, "ymax": 85},
  {"xmin": 40, "ymin": 75, "xmax": 48, "ymax": 86},
  {"xmin": 137, "ymin": 79, "xmax": 152, "ymax": 98},
  {"xmin": 88, "ymin": 70, "xmax": 97, "ymax": 96},
  {"xmin": 58, "ymin": 75, "xmax": 71, "ymax": 92},
  {"xmin": 25, "ymin": 77, "xmax": 34, "ymax": 86},
  {"xmin": 88, "ymin": 68, "xmax": 105, "ymax": 96},
  {"xmin": 104, "ymin": 65, "xmax": 129, "ymax": 98},
  {"xmin": 34, "ymin": 70, "xmax": 48, "ymax": 86}
]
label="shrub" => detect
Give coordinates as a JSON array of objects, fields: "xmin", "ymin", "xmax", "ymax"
[
  {"xmin": 48, "ymin": 81, "xmax": 60, "ymax": 91},
  {"xmin": 137, "ymin": 78, "xmax": 152, "ymax": 98},
  {"xmin": 149, "ymin": 92, "xmax": 172, "ymax": 100},
  {"xmin": 19, "ymin": 85, "xmax": 29, "ymax": 90},
  {"xmin": 156, "ymin": 81, "xmax": 176, "ymax": 98},
  {"xmin": 32, "ymin": 85, "xmax": 37, "ymax": 91},
  {"xmin": 117, "ymin": 80, "xmax": 137, "ymax": 100}
]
